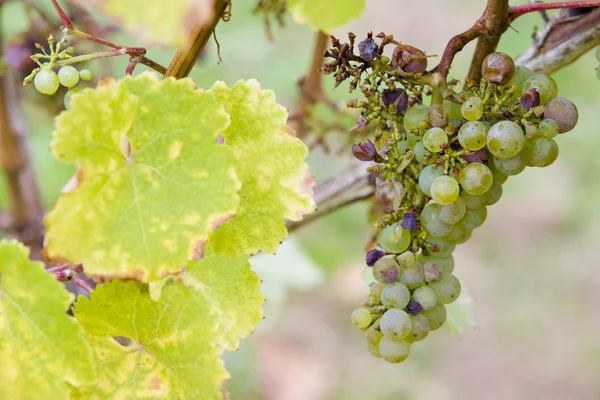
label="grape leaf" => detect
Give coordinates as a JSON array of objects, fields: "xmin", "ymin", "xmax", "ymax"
[
  {"xmin": 287, "ymin": 0, "xmax": 366, "ymax": 33},
  {"xmin": 80, "ymin": 0, "xmax": 214, "ymax": 47},
  {"xmin": 184, "ymin": 255, "xmax": 264, "ymax": 350},
  {"xmin": 207, "ymin": 80, "xmax": 315, "ymax": 257},
  {"xmin": 0, "ymin": 240, "xmax": 95, "ymax": 399},
  {"xmin": 73, "ymin": 280, "xmax": 227, "ymax": 399},
  {"xmin": 45, "ymin": 73, "xmax": 240, "ymax": 282}
]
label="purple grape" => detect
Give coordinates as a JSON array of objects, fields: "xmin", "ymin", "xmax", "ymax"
[
  {"xmin": 481, "ymin": 52, "xmax": 515, "ymax": 85},
  {"xmin": 401, "ymin": 211, "xmax": 418, "ymax": 231},
  {"xmin": 382, "ymin": 88, "xmax": 409, "ymax": 113},
  {"xmin": 461, "ymin": 149, "xmax": 489, "ymax": 164},
  {"xmin": 366, "ymin": 249, "xmax": 385, "ymax": 267},
  {"xmin": 391, "ymin": 45, "xmax": 427, "ymax": 73},
  {"xmin": 407, "ymin": 301, "xmax": 423, "ymax": 315},
  {"xmin": 352, "ymin": 140, "xmax": 377, "ymax": 161},
  {"xmin": 358, "ymin": 36, "xmax": 379, "ymax": 62},
  {"xmin": 543, "ymin": 97, "xmax": 578, "ymax": 133},
  {"xmin": 519, "ymin": 88, "xmax": 541, "ymax": 110}
]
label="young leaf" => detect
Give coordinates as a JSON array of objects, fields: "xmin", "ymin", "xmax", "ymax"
[
  {"xmin": 45, "ymin": 73, "xmax": 240, "ymax": 282},
  {"xmin": 184, "ymin": 255, "xmax": 264, "ymax": 350},
  {"xmin": 287, "ymin": 0, "xmax": 366, "ymax": 33},
  {"xmin": 73, "ymin": 280, "xmax": 227, "ymax": 399},
  {"xmin": 0, "ymin": 240, "xmax": 95, "ymax": 399},
  {"xmin": 207, "ymin": 80, "xmax": 315, "ymax": 257}
]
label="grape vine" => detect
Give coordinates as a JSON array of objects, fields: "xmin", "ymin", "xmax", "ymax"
[{"xmin": 0, "ymin": 0, "xmax": 599, "ymax": 397}]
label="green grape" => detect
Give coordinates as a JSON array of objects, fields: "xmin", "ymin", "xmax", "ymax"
[
  {"xmin": 366, "ymin": 326, "xmax": 383, "ymax": 358},
  {"xmin": 413, "ymin": 140, "xmax": 427, "ymax": 164},
  {"xmin": 382, "ymin": 283, "xmax": 411, "ymax": 309},
  {"xmin": 58, "ymin": 66, "xmax": 80, "ymax": 88},
  {"xmin": 423, "ymin": 127, "xmax": 448, "ymax": 153},
  {"xmin": 461, "ymin": 191, "xmax": 486, "ymax": 210},
  {"xmin": 438, "ymin": 196, "xmax": 466, "ymax": 225},
  {"xmin": 418, "ymin": 164, "xmax": 444, "ymax": 197},
  {"xmin": 379, "ymin": 336, "xmax": 411, "ymax": 363},
  {"xmin": 430, "ymin": 175, "xmax": 459, "ymax": 205},
  {"xmin": 523, "ymin": 137, "xmax": 559, "ymax": 167},
  {"xmin": 396, "ymin": 251, "xmax": 415, "ymax": 268},
  {"xmin": 400, "ymin": 262, "xmax": 424, "ymax": 289},
  {"xmin": 34, "ymin": 68, "xmax": 60, "ymax": 95},
  {"xmin": 369, "ymin": 282, "xmax": 385, "ymax": 302},
  {"xmin": 459, "ymin": 206, "xmax": 487, "ymax": 230},
  {"xmin": 63, "ymin": 87, "xmax": 81, "ymax": 110},
  {"xmin": 493, "ymin": 154, "xmax": 526, "ymax": 176},
  {"xmin": 539, "ymin": 119, "xmax": 559, "ymax": 139},
  {"xmin": 443, "ymin": 224, "xmax": 472, "ymax": 244},
  {"xmin": 487, "ymin": 121, "xmax": 525, "ymax": 159},
  {"xmin": 380, "ymin": 309, "xmax": 412, "ymax": 340},
  {"xmin": 461, "ymin": 96, "xmax": 484, "ymax": 121},
  {"xmin": 504, "ymin": 65, "xmax": 533, "ymax": 99},
  {"xmin": 408, "ymin": 314, "xmax": 430, "ymax": 342},
  {"xmin": 490, "ymin": 165, "xmax": 508, "ymax": 184},
  {"xmin": 420, "ymin": 255, "xmax": 454, "ymax": 274},
  {"xmin": 427, "ymin": 104, "xmax": 448, "ymax": 128},
  {"xmin": 79, "ymin": 69, "xmax": 93, "ymax": 81},
  {"xmin": 428, "ymin": 273, "xmax": 461, "ymax": 304},
  {"xmin": 412, "ymin": 286, "xmax": 438, "ymax": 310},
  {"xmin": 484, "ymin": 181, "xmax": 503, "ymax": 206},
  {"xmin": 444, "ymin": 99, "xmax": 463, "ymax": 120},
  {"xmin": 372, "ymin": 255, "xmax": 401, "ymax": 284},
  {"xmin": 459, "ymin": 163, "xmax": 493, "ymax": 195},
  {"xmin": 422, "ymin": 304, "xmax": 447, "ymax": 330},
  {"xmin": 351, "ymin": 308, "xmax": 373, "ymax": 330},
  {"xmin": 425, "ymin": 235, "xmax": 455, "ymax": 258},
  {"xmin": 458, "ymin": 121, "xmax": 487, "ymax": 151},
  {"xmin": 522, "ymin": 74, "xmax": 558, "ymax": 104},
  {"xmin": 404, "ymin": 104, "xmax": 429, "ymax": 133},
  {"xmin": 397, "ymin": 139, "xmax": 410, "ymax": 155},
  {"xmin": 378, "ymin": 223, "xmax": 411, "ymax": 254},
  {"xmin": 543, "ymin": 97, "xmax": 578, "ymax": 133},
  {"xmin": 420, "ymin": 203, "xmax": 453, "ymax": 237}
]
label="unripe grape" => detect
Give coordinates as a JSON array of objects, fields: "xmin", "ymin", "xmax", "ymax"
[
  {"xmin": 543, "ymin": 97, "xmax": 578, "ymax": 133},
  {"xmin": 522, "ymin": 74, "xmax": 558, "ymax": 104},
  {"xmin": 459, "ymin": 163, "xmax": 493, "ymax": 195},
  {"xmin": 391, "ymin": 44, "xmax": 427, "ymax": 73},
  {"xmin": 58, "ymin": 65, "xmax": 80, "ymax": 88},
  {"xmin": 484, "ymin": 181, "xmax": 503, "ymax": 206},
  {"xmin": 420, "ymin": 202, "xmax": 453, "ymax": 237},
  {"xmin": 458, "ymin": 121, "xmax": 488, "ymax": 151},
  {"xmin": 419, "ymin": 255, "xmax": 454, "ymax": 274},
  {"xmin": 493, "ymin": 154, "xmax": 526, "ymax": 176},
  {"xmin": 538, "ymin": 119, "xmax": 559, "ymax": 139},
  {"xmin": 430, "ymin": 175, "xmax": 459, "ymax": 205},
  {"xmin": 443, "ymin": 224, "xmax": 473, "ymax": 244},
  {"xmin": 504, "ymin": 65, "xmax": 533, "ymax": 99},
  {"xmin": 408, "ymin": 314, "xmax": 430, "ymax": 342},
  {"xmin": 404, "ymin": 104, "xmax": 429, "ymax": 133},
  {"xmin": 481, "ymin": 52, "xmax": 515, "ymax": 85},
  {"xmin": 79, "ymin": 69, "xmax": 93, "ymax": 81},
  {"xmin": 428, "ymin": 273, "xmax": 461, "ymax": 304},
  {"xmin": 378, "ymin": 223, "xmax": 411, "ymax": 254},
  {"xmin": 412, "ymin": 286, "xmax": 438, "ymax": 310},
  {"xmin": 425, "ymin": 235, "xmax": 455, "ymax": 258},
  {"xmin": 400, "ymin": 262, "xmax": 424, "ymax": 289},
  {"xmin": 438, "ymin": 196, "xmax": 466, "ymax": 225},
  {"xmin": 461, "ymin": 96, "xmax": 484, "ymax": 121},
  {"xmin": 490, "ymin": 165, "xmax": 509, "ymax": 184},
  {"xmin": 461, "ymin": 191, "xmax": 486, "ymax": 210},
  {"xmin": 423, "ymin": 127, "xmax": 448, "ymax": 153},
  {"xmin": 382, "ymin": 283, "xmax": 411, "ymax": 309},
  {"xmin": 372, "ymin": 255, "xmax": 401, "ymax": 283},
  {"xmin": 34, "ymin": 68, "xmax": 60, "ymax": 95},
  {"xmin": 366, "ymin": 326, "xmax": 383, "ymax": 358},
  {"xmin": 413, "ymin": 141, "xmax": 428, "ymax": 164},
  {"xmin": 418, "ymin": 164, "xmax": 444, "ymax": 197},
  {"xmin": 380, "ymin": 309, "xmax": 412, "ymax": 340},
  {"xmin": 459, "ymin": 206, "xmax": 487, "ymax": 230},
  {"xmin": 523, "ymin": 137, "xmax": 559, "ymax": 167},
  {"xmin": 427, "ymin": 104, "xmax": 448, "ymax": 127},
  {"xmin": 396, "ymin": 251, "xmax": 415, "ymax": 268},
  {"xmin": 379, "ymin": 336, "xmax": 411, "ymax": 363},
  {"xmin": 351, "ymin": 308, "xmax": 372, "ymax": 330},
  {"xmin": 422, "ymin": 304, "xmax": 447, "ymax": 330},
  {"xmin": 487, "ymin": 120, "xmax": 525, "ymax": 159},
  {"xmin": 369, "ymin": 282, "xmax": 385, "ymax": 302}
]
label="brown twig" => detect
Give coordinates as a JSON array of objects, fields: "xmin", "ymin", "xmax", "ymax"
[
  {"xmin": 436, "ymin": 19, "xmax": 487, "ymax": 77},
  {"xmin": 289, "ymin": 31, "xmax": 329, "ymax": 137},
  {"xmin": 510, "ymin": 0, "xmax": 600, "ymax": 21},
  {"xmin": 163, "ymin": 0, "xmax": 230, "ymax": 79}
]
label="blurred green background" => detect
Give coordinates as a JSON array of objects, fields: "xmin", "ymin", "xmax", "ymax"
[{"xmin": 2, "ymin": 1, "xmax": 600, "ymax": 399}]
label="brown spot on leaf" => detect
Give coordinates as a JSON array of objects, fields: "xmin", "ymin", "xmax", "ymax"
[{"xmin": 61, "ymin": 166, "xmax": 84, "ymax": 194}]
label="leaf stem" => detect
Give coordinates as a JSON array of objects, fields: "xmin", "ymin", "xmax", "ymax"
[{"xmin": 510, "ymin": 0, "xmax": 600, "ymax": 21}]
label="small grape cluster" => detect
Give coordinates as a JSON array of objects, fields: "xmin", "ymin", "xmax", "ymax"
[
  {"xmin": 23, "ymin": 34, "xmax": 93, "ymax": 109},
  {"xmin": 332, "ymin": 34, "xmax": 578, "ymax": 364}
]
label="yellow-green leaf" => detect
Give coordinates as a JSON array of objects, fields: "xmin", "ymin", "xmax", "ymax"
[
  {"xmin": 184, "ymin": 255, "xmax": 264, "ymax": 350},
  {"xmin": 0, "ymin": 240, "xmax": 95, "ymax": 399},
  {"xmin": 207, "ymin": 80, "xmax": 315, "ymax": 257},
  {"xmin": 45, "ymin": 73, "xmax": 240, "ymax": 282},
  {"xmin": 73, "ymin": 280, "xmax": 227, "ymax": 399},
  {"xmin": 288, "ymin": 0, "xmax": 366, "ymax": 33}
]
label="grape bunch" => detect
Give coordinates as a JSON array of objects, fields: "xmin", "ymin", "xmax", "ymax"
[{"xmin": 325, "ymin": 34, "xmax": 578, "ymax": 364}]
